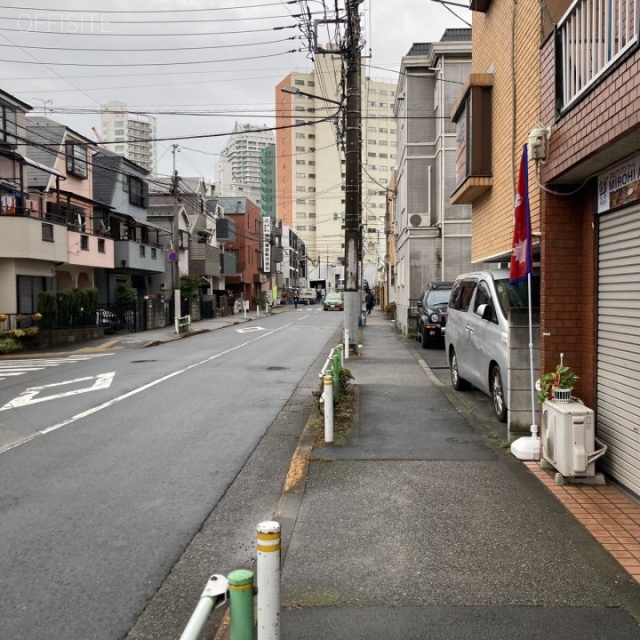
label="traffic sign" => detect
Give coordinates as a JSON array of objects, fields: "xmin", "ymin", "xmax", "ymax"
[{"xmin": 167, "ymin": 250, "xmax": 180, "ymax": 263}]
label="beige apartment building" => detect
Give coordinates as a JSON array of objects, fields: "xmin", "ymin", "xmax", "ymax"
[{"xmin": 275, "ymin": 52, "xmax": 396, "ymax": 288}]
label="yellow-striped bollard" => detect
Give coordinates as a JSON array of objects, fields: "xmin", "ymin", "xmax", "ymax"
[{"xmin": 256, "ymin": 521, "xmax": 281, "ymax": 640}]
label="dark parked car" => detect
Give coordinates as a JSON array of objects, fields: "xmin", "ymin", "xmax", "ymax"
[{"xmin": 416, "ymin": 281, "xmax": 454, "ymax": 348}]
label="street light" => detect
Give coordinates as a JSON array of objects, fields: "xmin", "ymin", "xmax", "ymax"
[{"xmin": 280, "ymin": 86, "xmax": 343, "ymax": 107}]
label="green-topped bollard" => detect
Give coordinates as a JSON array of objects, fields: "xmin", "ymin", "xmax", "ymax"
[
  {"xmin": 332, "ymin": 348, "xmax": 341, "ymax": 403},
  {"xmin": 228, "ymin": 569, "xmax": 255, "ymax": 640}
]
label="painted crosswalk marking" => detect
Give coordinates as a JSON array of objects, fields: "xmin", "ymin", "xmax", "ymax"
[{"xmin": 0, "ymin": 354, "xmax": 113, "ymax": 382}]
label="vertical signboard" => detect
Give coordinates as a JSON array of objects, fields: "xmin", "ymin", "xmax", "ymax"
[{"xmin": 263, "ymin": 216, "xmax": 271, "ymax": 272}]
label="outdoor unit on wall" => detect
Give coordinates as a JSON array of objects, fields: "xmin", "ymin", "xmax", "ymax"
[
  {"xmin": 542, "ymin": 401, "xmax": 605, "ymax": 478},
  {"xmin": 409, "ymin": 214, "xmax": 423, "ymax": 227}
]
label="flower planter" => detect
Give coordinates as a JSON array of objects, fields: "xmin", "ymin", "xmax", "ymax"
[{"xmin": 552, "ymin": 387, "xmax": 572, "ymax": 403}]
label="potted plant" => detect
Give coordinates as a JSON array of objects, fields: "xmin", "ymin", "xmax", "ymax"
[{"xmin": 537, "ymin": 353, "xmax": 578, "ymax": 404}]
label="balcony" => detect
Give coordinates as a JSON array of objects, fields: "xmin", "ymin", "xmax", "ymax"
[
  {"xmin": 189, "ymin": 243, "xmax": 222, "ymax": 277},
  {"xmin": 0, "ymin": 213, "xmax": 68, "ymax": 262},
  {"xmin": 558, "ymin": 0, "xmax": 638, "ymax": 111},
  {"xmin": 114, "ymin": 240, "xmax": 166, "ymax": 274}
]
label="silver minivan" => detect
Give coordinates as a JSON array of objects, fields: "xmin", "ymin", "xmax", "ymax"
[{"xmin": 444, "ymin": 269, "xmax": 537, "ymax": 423}]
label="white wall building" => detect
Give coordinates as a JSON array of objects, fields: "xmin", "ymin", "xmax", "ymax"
[
  {"xmin": 215, "ymin": 122, "xmax": 274, "ymax": 206},
  {"xmin": 275, "ymin": 52, "xmax": 396, "ymax": 288},
  {"xmin": 393, "ymin": 30, "xmax": 478, "ymax": 335},
  {"xmin": 100, "ymin": 101, "xmax": 157, "ymax": 176}
]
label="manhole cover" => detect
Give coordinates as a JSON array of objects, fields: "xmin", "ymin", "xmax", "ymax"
[
  {"xmin": 267, "ymin": 366, "xmax": 288, "ymax": 371},
  {"xmin": 130, "ymin": 360, "xmax": 158, "ymax": 363}
]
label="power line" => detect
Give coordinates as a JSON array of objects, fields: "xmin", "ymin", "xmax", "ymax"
[
  {"xmin": 0, "ymin": 36, "xmax": 298, "ymax": 53},
  {"xmin": 0, "ymin": 49, "xmax": 300, "ymax": 67},
  {"xmin": 0, "ymin": 1, "xmax": 298, "ymax": 13}
]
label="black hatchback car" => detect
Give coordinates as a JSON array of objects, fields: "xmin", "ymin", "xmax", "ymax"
[{"xmin": 416, "ymin": 281, "xmax": 454, "ymax": 348}]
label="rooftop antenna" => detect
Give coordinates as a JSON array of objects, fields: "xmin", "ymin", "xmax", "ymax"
[{"xmin": 31, "ymin": 98, "xmax": 53, "ymax": 117}]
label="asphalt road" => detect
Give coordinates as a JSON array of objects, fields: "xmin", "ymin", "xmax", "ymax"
[{"xmin": 0, "ymin": 307, "xmax": 342, "ymax": 640}]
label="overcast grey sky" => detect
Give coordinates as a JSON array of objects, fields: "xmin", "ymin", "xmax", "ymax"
[{"xmin": 0, "ymin": 0, "xmax": 470, "ymax": 180}]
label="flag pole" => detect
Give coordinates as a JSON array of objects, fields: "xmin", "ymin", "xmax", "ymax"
[{"xmin": 511, "ymin": 143, "xmax": 540, "ymax": 460}]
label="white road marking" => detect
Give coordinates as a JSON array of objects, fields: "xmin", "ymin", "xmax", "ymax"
[
  {"xmin": 0, "ymin": 354, "xmax": 113, "ymax": 382},
  {"xmin": 236, "ymin": 326, "xmax": 265, "ymax": 333},
  {"xmin": 0, "ymin": 373, "xmax": 116, "ymax": 411},
  {"xmin": 1, "ymin": 322, "xmax": 295, "ymax": 454}
]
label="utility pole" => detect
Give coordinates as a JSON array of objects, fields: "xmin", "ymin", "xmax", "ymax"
[
  {"xmin": 171, "ymin": 144, "xmax": 181, "ymax": 330},
  {"xmin": 343, "ymin": 0, "xmax": 363, "ymax": 353}
]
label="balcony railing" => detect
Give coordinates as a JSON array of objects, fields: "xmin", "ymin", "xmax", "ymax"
[{"xmin": 559, "ymin": 0, "xmax": 638, "ymax": 110}]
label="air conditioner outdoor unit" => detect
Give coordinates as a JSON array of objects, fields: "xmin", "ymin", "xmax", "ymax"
[{"xmin": 542, "ymin": 400, "xmax": 603, "ymax": 478}]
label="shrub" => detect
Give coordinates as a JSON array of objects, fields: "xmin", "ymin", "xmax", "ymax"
[{"xmin": 0, "ymin": 338, "xmax": 20, "ymax": 354}]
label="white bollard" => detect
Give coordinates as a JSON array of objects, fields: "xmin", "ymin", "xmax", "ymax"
[
  {"xmin": 323, "ymin": 374, "xmax": 334, "ymax": 443},
  {"xmin": 257, "ymin": 521, "xmax": 281, "ymax": 640},
  {"xmin": 344, "ymin": 329, "xmax": 350, "ymax": 360}
]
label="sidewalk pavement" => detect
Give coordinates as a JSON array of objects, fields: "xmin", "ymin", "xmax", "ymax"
[
  {"xmin": 11, "ymin": 303, "xmax": 640, "ymax": 637},
  {"xmin": 1, "ymin": 304, "xmax": 295, "ymax": 357},
  {"xmin": 256, "ymin": 308, "xmax": 640, "ymax": 639}
]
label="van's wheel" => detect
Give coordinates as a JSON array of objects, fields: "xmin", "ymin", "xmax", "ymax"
[
  {"xmin": 450, "ymin": 349, "xmax": 470, "ymax": 390},
  {"xmin": 491, "ymin": 364, "xmax": 508, "ymax": 423}
]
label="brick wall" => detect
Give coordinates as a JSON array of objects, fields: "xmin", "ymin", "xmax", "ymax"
[
  {"xmin": 540, "ymin": 189, "xmax": 597, "ymax": 409},
  {"xmin": 470, "ymin": 6, "xmax": 543, "ymax": 262},
  {"xmin": 540, "ymin": 36, "xmax": 640, "ymax": 182}
]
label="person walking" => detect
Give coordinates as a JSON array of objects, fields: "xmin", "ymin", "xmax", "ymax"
[{"xmin": 366, "ymin": 289, "xmax": 375, "ymax": 315}]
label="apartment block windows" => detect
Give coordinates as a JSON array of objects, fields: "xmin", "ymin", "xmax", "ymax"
[
  {"xmin": 66, "ymin": 142, "xmax": 88, "ymax": 178},
  {"xmin": 0, "ymin": 105, "xmax": 17, "ymax": 146}
]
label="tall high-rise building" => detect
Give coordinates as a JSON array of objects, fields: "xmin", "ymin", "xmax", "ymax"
[
  {"xmin": 275, "ymin": 52, "xmax": 396, "ymax": 286},
  {"xmin": 260, "ymin": 144, "xmax": 276, "ymax": 219},
  {"xmin": 215, "ymin": 123, "xmax": 274, "ymax": 205},
  {"xmin": 100, "ymin": 101, "xmax": 157, "ymax": 175}
]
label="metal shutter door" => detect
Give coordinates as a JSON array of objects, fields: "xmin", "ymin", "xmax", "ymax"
[{"xmin": 597, "ymin": 206, "xmax": 640, "ymax": 495}]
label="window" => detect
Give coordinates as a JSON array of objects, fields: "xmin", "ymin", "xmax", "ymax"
[
  {"xmin": 17, "ymin": 275, "xmax": 54, "ymax": 314},
  {"xmin": 128, "ymin": 175, "xmax": 148, "ymax": 207},
  {"xmin": 295, "ymin": 119, "xmax": 305, "ymax": 125},
  {"xmin": 66, "ymin": 142, "xmax": 88, "ymax": 178},
  {"xmin": 139, "ymin": 245, "xmax": 146, "ymax": 258},
  {"xmin": 41, "ymin": 222, "xmax": 54, "ymax": 242},
  {"xmin": 294, "ymin": 78, "xmax": 305, "ymax": 85},
  {"xmin": 295, "ymin": 132, "xmax": 305, "ymax": 138},
  {"xmin": 151, "ymin": 247, "xmax": 157, "ymax": 259},
  {"xmin": 449, "ymin": 278, "xmax": 477, "ymax": 312},
  {"xmin": 296, "ymin": 160, "xmax": 306, "ymax": 165},
  {"xmin": 296, "ymin": 172, "xmax": 306, "ymax": 178},
  {"xmin": 98, "ymin": 238, "xmax": 105, "ymax": 253},
  {"xmin": 306, "ymin": 81, "xmax": 315, "ymax": 86},
  {"xmin": 80, "ymin": 234, "xmax": 89, "ymax": 250},
  {"xmin": 296, "ymin": 146, "xmax": 305, "ymax": 152},
  {"xmin": 309, "ymin": 225, "xmax": 316, "ymax": 231},
  {"xmin": 473, "ymin": 282, "xmax": 497, "ymax": 323},
  {"xmin": 1, "ymin": 105, "xmax": 17, "ymax": 145},
  {"xmin": 451, "ymin": 79, "xmax": 493, "ymax": 203}
]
